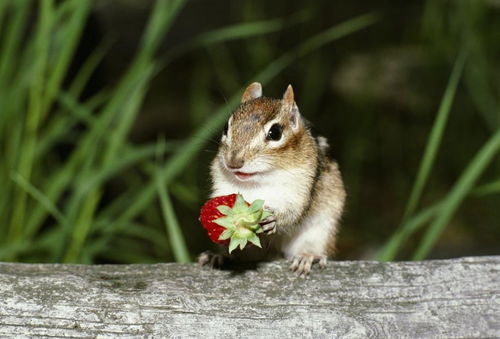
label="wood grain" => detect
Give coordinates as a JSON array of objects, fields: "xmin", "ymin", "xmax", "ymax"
[{"xmin": 0, "ymin": 256, "xmax": 498, "ymax": 338}]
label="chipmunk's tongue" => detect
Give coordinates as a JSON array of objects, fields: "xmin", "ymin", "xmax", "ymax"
[{"xmin": 235, "ymin": 171, "xmax": 254, "ymax": 180}]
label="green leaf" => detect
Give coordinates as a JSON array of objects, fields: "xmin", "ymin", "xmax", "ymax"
[
  {"xmin": 261, "ymin": 210, "xmax": 273, "ymax": 220},
  {"xmin": 233, "ymin": 193, "xmax": 248, "ymax": 211},
  {"xmin": 248, "ymin": 233, "xmax": 262, "ymax": 248},
  {"xmin": 218, "ymin": 229, "xmax": 233, "ymax": 241},
  {"xmin": 247, "ymin": 217, "xmax": 264, "ymax": 232},
  {"xmin": 248, "ymin": 199, "xmax": 264, "ymax": 213},
  {"xmin": 244, "ymin": 210, "xmax": 263, "ymax": 225},
  {"xmin": 216, "ymin": 205, "xmax": 232, "ymax": 215},
  {"xmin": 213, "ymin": 216, "xmax": 235, "ymax": 229},
  {"xmin": 238, "ymin": 238, "xmax": 248, "ymax": 250},
  {"xmin": 228, "ymin": 237, "xmax": 239, "ymax": 253}
]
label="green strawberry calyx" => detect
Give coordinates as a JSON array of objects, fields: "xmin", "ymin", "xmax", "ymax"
[{"xmin": 213, "ymin": 193, "xmax": 273, "ymax": 253}]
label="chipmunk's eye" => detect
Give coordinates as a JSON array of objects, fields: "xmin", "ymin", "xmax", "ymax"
[
  {"xmin": 223, "ymin": 121, "xmax": 228, "ymax": 136},
  {"xmin": 266, "ymin": 123, "xmax": 283, "ymax": 141}
]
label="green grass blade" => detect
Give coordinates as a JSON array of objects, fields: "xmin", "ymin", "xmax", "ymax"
[
  {"xmin": 116, "ymin": 223, "xmax": 170, "ymax": 252},
  {"xmin": 376, "ymin": 52, "xmax": 466, "ymax": 261},
  {"xmin": 413, "ymin": 128, "xmax": 500, "ymax": 260},
  {"xmin": 206, "ymin": 44, "xmax": 242, "ymax": 93},
  {"xmin": 27, "ymin": 11, "xmax": 165, "ymax": 245},
  {"xmin": 93, "ymin": 184, "xmax": 144, "ymax": 226},
  {"xmin": 24, "ymin": 156, "xmax": 79, "ymax": 238},
  {"xmin": 162, "ymin": 10, "xmax": 311, "ymax": 65},
  {"xmin": 102, "ymin": 66, "xmax": 154, "ymax": 165},
  {"xmin": 63, "ymin": 190, "xmax": 102, "ymax": 263},
  {"xmin": 0, "ymin": 242, "xmax": 32, "ymax": 261},
  {"xmin": 0, "ymin": 0, "xmax": 29, "ymax": 92},
  {"xmin": 138, "ymin": 0, "xmax": 186, "ymax": 62},
  {"xmin": 60, "ymin": 0, "xmax": 187, "ymax": 263},
  {"xmin": 35, "ymin": 90, "xmax": 109, "ymax": 160},
  {"xmin": 61, "ymin": 65, "xmax": 154, "ymax": 262},
  {"xmin": 376, "ymin": 176, "xmax": 500, "ymax": 261},
  {"xmin": 472, "ymin": 179, "xmax": 500, "ymax": 196},
  {"xmin": 67, "ymin": 41, "xmax": 111, "ymax": 98},
  {"xmin": 98, "ymin": 238, "xmax": 157, "ymax": 264},
  {"xmin": 28, "ymin": 82, "xmax": 131, "ymax": 239},
  {"xmin": 10, "ymin": 172, "xmax": 66, "ymax": 225},
  {"xmin": 8, "ymin": 0, "xmax": 54, "ymax": 246},
  {"xmin": 157, "ymin": 175, "xmax": 191, "ymax": 263},
  {"xmin": 26, "ymin": 89, "xmax": 112, "ymax": 242},
  {"xmin": 257, "ymin": 13, "xmax": 379, "ymax": 85},
  {"xmin": 41, "ymin": 0, "xmax": 91, "ymax": 115},
  {"xmin": 0, "ymin": 1, "xmax": 7, "ymax": 34},
  {"xmin": 191, "ymin": 12, "xmax": 309, "ymax": 47},
  {"xmin": 376, "ymin": 203, "xmax": 442, "ymax": 261},
  {"xmin": 84, "ymin": 222, "xmax": 169, "ymax": 260},
  {"xmin": 79, "ymin": 142, "xmax": 178, "ymax": 195},
  {"xmin": 401, "ymin": 51, "xmax": 466, "ymax": 223}
]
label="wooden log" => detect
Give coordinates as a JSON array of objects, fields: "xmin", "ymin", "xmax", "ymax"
[{"xmin": 0, "ymin": 256, "xmax": 498, "ymax": 338}]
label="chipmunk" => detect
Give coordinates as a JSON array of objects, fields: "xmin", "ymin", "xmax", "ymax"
[{"xmin": 199, "ymin": 82, "xmax": 346, "ymax": 275}]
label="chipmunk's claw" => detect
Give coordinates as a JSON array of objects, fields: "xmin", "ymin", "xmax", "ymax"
[
  {"xmin": 260, "ymin": 215, "xmax": 277, "ymax": 235},
  {"xmin": 198, "ymin": 251, "xmax": 224, "ymax": 269},
  {"xmin": 290, "ymin": 254, "xmax": 327, "ymax": 277}
]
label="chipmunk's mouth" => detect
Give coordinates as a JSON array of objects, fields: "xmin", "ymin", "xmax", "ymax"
[{"xmin": 234, "ymin": 171, "xmax": 257, "ymax": 181}]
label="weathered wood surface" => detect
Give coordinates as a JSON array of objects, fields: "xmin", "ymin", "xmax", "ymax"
[{"xmin": 0, "ymin": 256, "xmax": 498, "ymax": 338}]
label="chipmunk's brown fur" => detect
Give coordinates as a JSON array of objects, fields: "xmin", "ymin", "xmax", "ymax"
[{"xmin": 201, "ymin": 82, "xmax": 345, "ymax": 276}]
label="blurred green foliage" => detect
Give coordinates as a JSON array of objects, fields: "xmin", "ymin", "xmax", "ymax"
[{"xmin": 0, "ymin": 0, "xmax": 498, "ymax": 264}]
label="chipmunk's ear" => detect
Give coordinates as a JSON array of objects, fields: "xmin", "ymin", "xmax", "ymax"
[
  {"xmin": 283, "ymin": 84, "xmax": 294, "ymax": 105},
  {"xmin": 282, "ymin": 84, "xmax": 301, "ymax": 131},
  {"xmin": 241, "ymin": 82, "xmax": 262, "ymax": 103}
]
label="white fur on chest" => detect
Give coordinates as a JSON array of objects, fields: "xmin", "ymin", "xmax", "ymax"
[{"xmin": 211, "ymin": 167, "xmax": 309, "ymax": 216}]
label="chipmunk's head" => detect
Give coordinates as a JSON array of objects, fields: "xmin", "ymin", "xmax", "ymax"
[{"xmin": 217, "ymin": 82, "xmax": 310, "ymax": 182}]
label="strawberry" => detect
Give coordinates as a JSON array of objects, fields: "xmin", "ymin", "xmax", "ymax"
[
  {"xmin": 199, "ymin": 193, "xmax": 272, "ymax": 253},
  {"xmin": 199, "ymin": 194, "xmax": 240, "ymax": 246}
]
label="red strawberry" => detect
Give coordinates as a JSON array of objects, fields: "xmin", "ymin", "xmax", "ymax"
[
  {"xmin": 199, "ymin": 193, "xmax": 273, "ymax": 253},
  {"xmin": 199, "ymin": 194, "xmax": 239, "ymax": 245}
]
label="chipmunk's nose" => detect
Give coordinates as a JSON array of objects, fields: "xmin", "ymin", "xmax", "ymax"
[{"xmin": 225, "ymin": 153, "xmax": 245, "ymax": 170}]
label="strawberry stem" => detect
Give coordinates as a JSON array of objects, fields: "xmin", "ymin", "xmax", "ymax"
[{"xmin": 214, "ymin": 193, "xmax": 272, "ymax": 253}]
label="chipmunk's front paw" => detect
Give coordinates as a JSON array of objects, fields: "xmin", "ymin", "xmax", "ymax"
[
  {"xmin": 198, "ymin": 251, "xmax": 225, "ymax": 269},
  {"xmin": 259, "ymin": 214, "xmax": 277, "ymax": 235},
  {"xmin": 290, "ymin": 254, "xmax": 327, "ymax": 277}
]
